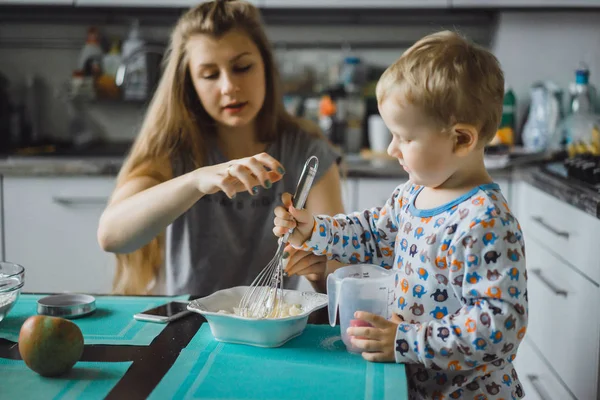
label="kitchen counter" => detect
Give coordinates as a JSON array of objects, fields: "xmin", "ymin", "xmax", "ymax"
[
  {"xmin": 0, "ymin": 151, "xmax": 548, "ymax": 178},
  {"xmin": 523, "ymin": 163, "xmax": 600, "ymax": 219},
  {"xmin": 0, "ymin": 293, "xmax": 346, "ymax": 400},
  {"xmin": 0, "ymin": 156, "xmax": 124, "ymax": 176},
  {"xmin": 0, "ymin": 294, "xmax": 203, "ymax": 399}
]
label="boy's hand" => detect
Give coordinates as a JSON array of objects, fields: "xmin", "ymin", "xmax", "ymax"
[
  {"xmin": 347, "ymin": 311, "xmax": 404, "ymax": 363},
  {"xmin": 273, "ymin": 192, "xmax": 315, "ymax": 247}
]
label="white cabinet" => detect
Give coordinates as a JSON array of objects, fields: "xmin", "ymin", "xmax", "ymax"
[
  {"xmin": 524, "ymin": 238, "xmax": 598, "ymax": 400},
  {"xmin": 513, "ymin": 338, "xmax": 575, "ymax": 400},
  {"xmin": 341, "ymin": 177, "xmax": 404, "ymax": 213},
  {"xmin": 1, "ymin": 0, "xmax": 73, "ymax": 4},
  {"xmin": 262, "ymin": 0, "xmax": 448, "ymax": 8},
  {"xmin": 517, "ymin": 181, "xmax": 600, "ymax": 284},
  {"xmin": 355, "ymin": 178, "xmax": 403, "ymax": 212},
  {"xmin": 347, "ymin": 176, "xmax": 511, "ymax": 213},
  {"xmin": 452, "ymin": 0, "xmax": 600, "ymax": 7},
  {"xmin": 513, "ymin": 180, "xmax": 600, "ymax": 400},
  {"xmin": 341, "ymin": 177, "xmax": 358, "ymax": 213},
  {"xmin": 74, "ymin": 0, "xmax": 260, "ymax": 6},
  {"xmin": 3, "ymin": 177, "xmax": 116, "ymax": 295},
  {"xmin": 349, "ymin": 175, "xmax": 510, "ymax": 215}
]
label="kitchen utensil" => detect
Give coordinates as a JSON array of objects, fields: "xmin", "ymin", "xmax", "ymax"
[
  {"xmin": 327, "ymin": 264, "xmax": 396, "ymax": 353},
  {"xmin": 0, "ymin": 262, "xmax": 25, "ymax": 323},
  {"xmin": 237, "ymin": 156, "xmax": 319, "ymax": 319},
  {"xmin": 188, "ymin": 286, "xmax": 327, "ymax": 347}
]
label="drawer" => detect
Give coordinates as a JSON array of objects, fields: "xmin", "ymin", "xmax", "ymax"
[
  {"xmin": 525, "ymin": 238, "xmax": 599, "ymax": 400},
  {"xmin": 517, "ymin": 182, "xmax": 600, "ymax": 284},
  {"xmin": 513, "ymin": 338, "xmax": 575, "ymax": 400}
]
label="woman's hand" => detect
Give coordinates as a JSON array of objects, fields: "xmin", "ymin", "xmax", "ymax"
[
  {"xmin": 283, "ymin": 245, "xmax": 327, "ymax": 282},
  {"xmin": 273, "ymin": 192, "xmax": 315, "ymax": 247},
  {"xmin": 193, "ymin": 152, "xmax": 285, "ymax": 198}
]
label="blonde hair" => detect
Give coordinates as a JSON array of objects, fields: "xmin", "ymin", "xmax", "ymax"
[
  {"xmin": 112, "ymin": 0, "xmax": 313, "ymax": 294},
  {"xmin": 376, "ymin": 30, "xmax": 504, "ymax": 143}
]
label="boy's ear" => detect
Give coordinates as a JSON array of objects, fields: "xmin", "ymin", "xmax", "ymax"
[{"xmin": 451, "ymin": 123, "xmax": 479, "ymax": 156}]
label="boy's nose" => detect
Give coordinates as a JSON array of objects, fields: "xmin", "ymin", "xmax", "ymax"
[{"xmin": 387, "ymin": 142, "xmax": 402, "ymax": 159}]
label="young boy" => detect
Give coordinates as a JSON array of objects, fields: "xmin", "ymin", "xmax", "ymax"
[{"xmin": 273, "ymin": 31, "xmax": 527, "ymax": 400}]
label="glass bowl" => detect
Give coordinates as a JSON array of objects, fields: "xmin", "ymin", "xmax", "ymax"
[{"xmin": 0, "ymin": 262, "xmax": 25, "ymax": 323}]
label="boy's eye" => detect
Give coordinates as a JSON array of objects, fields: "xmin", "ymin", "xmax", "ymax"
[{"xmin": 233, "ymin": 64, "xmax": 252, "ymax": 73}]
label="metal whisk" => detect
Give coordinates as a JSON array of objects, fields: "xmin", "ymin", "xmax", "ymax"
[{"xmin": 238, "ymin": 156, "xmax": 319, "ymax": 319}]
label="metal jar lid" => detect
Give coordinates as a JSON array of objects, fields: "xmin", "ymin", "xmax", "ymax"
[{"xmin": 37, "ymin": 294, "xmax": 96, "ymax": 318}]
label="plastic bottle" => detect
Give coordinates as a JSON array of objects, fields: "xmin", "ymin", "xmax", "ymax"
[
  {"xmin": 121, "ymin": 19, "xmax": 147, "ymax": 101},
  {"xmin": 318, "ymin": 95, "xmax": 336, "ymax": 142},
  {"xmin": 570, "ymin": 65, "xmax": 592, "ymax": 115},
  {"xmin": 342, "ymin": 92, "xmax": 366, "ymax": 154},
  {"xmin": 501, "ymin": 85, "xmax": 516, "ymax": 131},
  {"xmin": 102, "ymin": 38, "xmax": 122, "ymax": 78},
  {"xmin": 95, "ymin": 38, "xmax": 123, "ymax": 100},
  {"xmin": 493, "ymin": 84, "xmax": 516, "ymax": 146},
  {"xmin": 77, "ymin": 27, "xmax": 103, "ymax": 77},
  {"xmin": 522, "ymin": 84, "xmax": 553, "ymax": 152},
  {"xmin": 561, "ymin": 64, "xmax": 598, "ymax": 148}
]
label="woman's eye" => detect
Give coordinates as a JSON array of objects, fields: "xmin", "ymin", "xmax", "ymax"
[
  {"xmin": 234, "ymin": 64, "xmax": 252, "ymax": 73},
  {"xmin": 202, "ymin": 72, "xmax": 218, "ymax": 80}
]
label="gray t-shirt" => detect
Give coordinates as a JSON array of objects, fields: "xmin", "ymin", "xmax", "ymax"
[{"xmin": 163, "ymin": 128, "xmax": 340, "ymax": 296}]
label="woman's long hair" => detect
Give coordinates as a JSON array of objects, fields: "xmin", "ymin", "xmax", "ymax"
[{"xmin": 111, "ymin": 0, "xmax": 310, "ymax": 294}]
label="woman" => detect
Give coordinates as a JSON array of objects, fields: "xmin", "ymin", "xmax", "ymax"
[{"xmin": 97, "ymin": 0, "xmax": 345, "ymax": 297}]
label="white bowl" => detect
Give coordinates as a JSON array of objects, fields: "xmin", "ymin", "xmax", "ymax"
[{"xmin": 187, "ymin": 286, "xmax": 328, "ymax": 348}]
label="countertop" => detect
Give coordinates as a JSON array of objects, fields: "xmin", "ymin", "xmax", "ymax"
[
  {"xmin": 0, "ymin": 293, "xmax": 332, "ymax": 400},
  {"xmin": 524, "ymin": 163, "xmax": 600, "ymax": 219},
  {"xmin": 0, "ymin": 149, "xmax": 549, "ymax": 178},
  {"xmin": 0, "ymin": 294, "xmax": 203, "ymax": 400},
  {"xmin": 8, "ymin": 145, "xmax": 597, "ymax": 219}
]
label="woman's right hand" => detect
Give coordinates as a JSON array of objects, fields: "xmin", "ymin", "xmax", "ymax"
[{"xmin": 193, "ymin": 152, "xmax": 285, "ymax": 198}]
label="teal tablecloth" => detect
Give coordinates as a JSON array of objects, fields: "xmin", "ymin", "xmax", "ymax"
[
  {"xmin": 150, "ymin": 324, "xmax": 408, "ymax": 400},
  {"xmin": 0, "ymin": 294, "xmax": 188, "ymax": 345},
  {"xmin": 0, "ymin": 358, "xmax": 132, "ymax": 399}
]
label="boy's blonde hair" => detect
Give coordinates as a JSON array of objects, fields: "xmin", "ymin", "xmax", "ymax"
[{"xmin": 376, "ymin": 30, "xmax": 504, "ymax": 143}]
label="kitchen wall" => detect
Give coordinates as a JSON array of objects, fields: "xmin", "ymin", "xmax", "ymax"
[
  {"xmin": 492, "ymin": 11, "xmax": 600, "ymax": 128},
  {"xmin": 0, "ymin": 9, "xmax": 599, "ymax": 142}
]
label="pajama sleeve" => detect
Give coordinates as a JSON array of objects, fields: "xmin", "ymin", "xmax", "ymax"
[{"xmin": 297, "ymin": 184, "xmax": 407, "ymax": 269}]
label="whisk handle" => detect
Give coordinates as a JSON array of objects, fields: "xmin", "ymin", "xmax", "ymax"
[
  {"xmin": 281, "ymin": 156, "xmax": 319, "ymax": 243},
  {"xmin": 291, "ymin": 155, "xmax": 319, "ymax": 210}
]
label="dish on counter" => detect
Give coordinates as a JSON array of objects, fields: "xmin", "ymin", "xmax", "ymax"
[
  {"xmin": 0, "ymin": 262, "xmax": 25, "ymax": 323},
  {"xmin": 187, "ymin": 286, "xmax": 328, "ymax": 348},
  {"xmin": 218, "ymin": 300, "xmax": 304, "ymax": 319}
]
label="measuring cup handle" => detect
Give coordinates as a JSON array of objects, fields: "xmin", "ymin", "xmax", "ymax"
[{"xmin": 326, "ymin": 273, "xmax": 339, "ymax": 327}]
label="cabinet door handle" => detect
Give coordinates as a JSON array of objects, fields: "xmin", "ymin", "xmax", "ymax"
[
  {"xmin": 527, "ymin": 374, "xmax": 554, "ymax": 399},
  {"xmin": 531, "ymin": 269, "xmax": 567, "ymax": 297},
  {"xmin": 531, "ymin": 216, "xmax": 570, "ymax": 239},
  {"xmin": 52, "ymin": 196, "xmax": 108, "ymax": 205}
]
